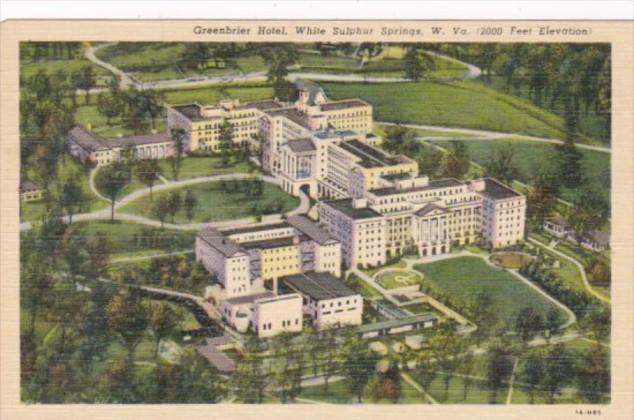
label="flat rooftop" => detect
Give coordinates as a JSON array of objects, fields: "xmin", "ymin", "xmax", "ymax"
[
  {"xmin": 480, "ymin": 178, "xmax": 521, "ymax": 200},
  {"xmin": 222, "ymin": 222, "xmax": 291, "ymax": 237},
  {"xmin": 338, "ymin": 139, "xmax": 404, "ymax": 168},
  {"xmin": 197, "ymin": 227, "xmax": 243, "ymax": 257},
  {"xmin": 240, "ymin": 236, "xmax": 302, "ymax": 250},
  {"xmin": 171, "ymin": 103, "xmax": 203, "ymax": 120},
  {"xmin": 265, "ymin": 108, "xmax": 312, "ymax": 130},
  {"xmin": 320, "ymin": 99, "xmax": 369, "ymax": 111},
  {"xmin": 357, "ymin": 313, "xmax": 437, "ymax": 334},
  {"xmin": 223, "ymin": 291, "xmax": 275, "ymax": 306},
  {"xmin": 322, "ymin": 198, "xmax": 383, "ymax": 220},
  {"xmin": 287, "ymin": 215, "xmax": 337, "ymax": 245},
  {"xmin": 281, "ymin": 271, "xmax": 358, "ymax": 301},
  {"xmin": 68, "ymin": 126, "xmax": 172, "ymax": 153},
  {"xmin": 286, "ymin": 138, "xmax": 316, "ymax": 153},
  {"xmin": 370, "ymin": 178, "xmax": 464, "ymax": 197}
]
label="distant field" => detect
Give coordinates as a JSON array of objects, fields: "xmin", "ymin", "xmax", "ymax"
[
  {"xmin": 120, "ymin": 180, "xmax": 299, "ymax": 224},
  {"xmin": 414, "ymin": 256, "xmax": 568, "ymax": 325},
  {"xmin": 21, "ymin": 57, "xmax": 112, "ymax": 87},
  {"xmin": 323, "ymin": 80, "xmax": 576, "ymax": 141},
  {"xmin": 429, "ymin": 139, "xmax": 610, "ymax": 204}
]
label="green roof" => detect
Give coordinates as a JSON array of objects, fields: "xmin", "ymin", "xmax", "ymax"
[{"xmin": 322, "ymin": 199, "xmax": 383, "ymax": 220}]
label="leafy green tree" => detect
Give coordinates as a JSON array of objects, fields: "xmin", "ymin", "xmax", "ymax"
[
  {"xmin": 486, "ymin": 144, "xmax": 519, "ymax": 184},
  {"xmin": 442, "ymin": 141, "xmax": 470, "ymax": 179},
  {"xmin": 515, "ymin": 306, "xmax": 544, "ymax": 347},
  {"xmin": 218, "ymin": 121, "xmax": 235, "ymax": 166},
  {"xmin": 527, "ymin": 174, "xmax": 558, "ymax": 230},
  {"xmin": 557, "ymin": 112, "xmax": 584, "ymax": 188},
  {"xmin": 544, "ymin": 308, "xmax": 563, "ymax": 341},
  {"xmin": 521, "ymin": 352, "xmax": 545, "ymax": 404},
  {"xmin": 96, "ymin": 92, "xmax": 123, "ymax": 125},
  {"xmin": 343, "ymin": 335, "xmax": 379, "ymax": 402},
  {"xmin": 181, "ymin": 43, "xmax": 210, "ymax": 70},
  {"xmin": 260, "ymin": 44, "xmax": 299, "ymax": 101},
  {"xmin": 152, "ymin": 194, "xmax": 171, "ymax": 228},
  {"xmin": 71, "ymin": 65, "xmax": 96, "ymax": 104},
  {"xmin": 576, "ymin": 345, "xmax": 609, "ymax": 403},
  {"xmin": 469, "ymin": 290, "xmax": 497, "ymax": 345},
  {"xmin": 167, "ymin": 191, "xmax": 182, "ymax": 223},
  {"xmin": 232, "ymin": 336, "xmax": 270, "ymax": 403},
  {"xmin": 418, "ymin": 146, "xmax": 444, "ymax": 179},
  {"xmin": 485, "ymin": 344, "xmax": 513, "ymax": 403},
  {"xmin": 169, "ymin": 128, "xmax": 186, "ymax": 180},
  {"xmin": 105, "ymin": 286, "xmax": 149, "ymax": 363},
  {"xmin": 60, "ymin": 177, "xmax": 87, "ymax": 224},
  {"xmin": 135, "ymin": 159, "xmax": 161, "ymax": 200},
  {"xmin": 183, "ymin": 188, "xmax": 198, "ymax": 222},
  {"xmin": 543, "ymin": 343, "xmax": 573, "ymax": 403},
  {"xmin": 179, "ymin": 347, "xmax": 228, "ymax": 402},
  {"xmin": 96, "ymin": 163, "xmax": 129, "ymax": 221},
  {"xmin": 460, "ymin": 352, "xmax": 476, "ymax": 400},
  {"xmin": 148, "ymin": 302, "xmax": 179, "ymax": 358},
  {"xmin": 583, "ymin": 304, "xmax": 610, "ymax": 342}
]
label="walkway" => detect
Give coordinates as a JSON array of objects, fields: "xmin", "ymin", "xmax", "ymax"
[
  {"xmin": 528, "ymin": 237, "xmax": 611, "ymax": 304},
  {"xmin": 21, "ymin": 172, "xmax": 310, "ymax": 232},
  {"xmin": 400, "ymin": 372, "xmax": 439, "ymax": 404},
  {"xmin": 378, "ymin": 121, "xmax": 611, "ymax": 154}
]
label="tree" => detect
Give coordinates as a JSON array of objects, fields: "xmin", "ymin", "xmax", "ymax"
[
  {"xmin": 72, "ymin": 65, "xmax": 96, "ymax": 104},
  {"xmin": 178, "ymin": 347, "xmax": 227, "ymax": 403},
  {"xmin": 556, "ymin": 114, "xmax": 584, "ymax": 188},
  {"xmin": 486, "ymin": 144, "xmax": 519, "ymax": 184},
  {"xmin": 521, "ymin": 352, "xmax": 545, "ymax": 404},
  {"xmin": 583, "ymin": 304, "xmax": 610, "ymax": 342},
  {"xmin": 543, "ymin": 343, "xmax": 573, "ymax": 403},
  {"xmin": 272, "ymin": 333, "xmax": 305, "ymax": 403},
  {"xmin": 343, "ymin": 335, "xmax": 379, "ymax": 402},
  {"xmin": 544, "ymin": 308, "xmax": 563, "ymax": 340},
  {"xmin": 469, "ymin": 290, "xmax": 497, "ymax": 345},
  {"xmin": 587, "ymin": 258, "xmax": 610, "ymax": 286},
  {"xmin": 577, "ymin": 345, "xmax": 609, "ymax": 403},
  {"xmin": 96, "ymin": 163, "xmax": 129, "ymax": 221},
  {"xmin": 485, "ymin": 345, "xmax": 513, "ymax": 403},
  {"xmin": 403, "ymin": 46, "xmax": 425, "ymax": 81},
  {"xmin": 418, "ymin": 146, "xmax": 444, "ymax": 179},
  {"xmin": 152, "ymin": 195, "xmax": 171, "ymax": 228},
  {"xmin": 169, "ymin": 128, "xmax": 186, "ymax": 181},
  {"xmin": 218, "ymin": 121, "xmax": 235, "ymax": 166},
  {"xmin": 181, "ymin": 43, "xmax": 210, "ymax": 70},
  {"xmin": 167, "ymin": 191, "xmax": 182, "ymax": 223},
  {"xmin": 105, "ymin": 286, "xmax": 149, "ymax": 363},
  {"xmin": 143, "ymin": 90, "xmax": 165, "ymax": 130},
  {"xmin": 135, "ymin": 159, "xmax": 161, "ymax": 200},
  {"xmin": 148, "ymin": 302, "xmax": 179, "ymax": 358},
  {"xmin": 442, "ymin": 141, "xmax": 470, "ymax": 179},
  {"xmin": 527, "ymin": 174, "xmax": 558, "ymax": 230},
  {"xmin": 183, "ymin": 188, "xmax": 198, "ymax": 222},
  {"xmin": 232, "ymin": 336, "xmax": 270, "ymax": 403},
  {"xmin": 260, "ymin": 44, "xmax": 299, "ymax": 101},
  {"xmin": 460, "ymin": 352, "xmax": 476, "ymax": 400},
  {"xmin": 60, "ymin": 177, "xmax": 87, "ymax": 224},
  {"xmin": 96, "ymin": 92, "xmax": 123, "ymax": 125},
  {"xmin": 319, "ymin": 328, "xmax": 341, "ymax": 394},
  {"xmin": 514, "ymin": 306, "xmax": 543, "ymax": 347}
]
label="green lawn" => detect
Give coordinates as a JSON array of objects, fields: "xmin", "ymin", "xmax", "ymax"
[
  {"xmin": 375, "ymin": 269, "xmax": 422, "ymax": 289},
  {"xmin": 158, "ymin": 156, "xmax": 257, "ymax": 181},
  {"xmin": 95, "ymin": 43, "xmax": 267, "ymax": 82},
  {"xmin": 20, "ymin": 158, "xmax": 107, "ymax": 223},
  {"xmin": 345, "ymin": 273, "xmax": 382, "ymax": 299},
  {"xmin": 163, "ymin": 84, "xmax": 274, "ymax": 105},
  {"xmin": 63, "ymin": 220, "xmax": 195, "ymax": 259},
  {"xmin": 429, "ymin": 139, "xmax": 610, "ymax": 204},
  {"xmin": 323, "ymin": 80, "xmax": 576, "ymax": 141},
  {"xmin": 120, "ymin": 180, "xmax": 299, "ymax": 224},
  {"xmin": 403, "ymin": 302, "xmax": 436, "ymax": 315},
  {"xmin": 413, "ymin": 256, "xmax": 568, "ymax": 325},
  {"xmin": 297, "ymin": 377, "xmax": 428, "ymax": 404},
  {"xmin": 21, "ymin": 56, "xmax": 112, "ymax": 86}
]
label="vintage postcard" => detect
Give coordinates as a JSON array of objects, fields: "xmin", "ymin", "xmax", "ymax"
[{"xmin": 0, "ymin": 19, "xmax": 632, "ymax": 420}]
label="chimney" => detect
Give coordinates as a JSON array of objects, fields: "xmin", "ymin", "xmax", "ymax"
[{"xmin": 352, "ymin": 198, "xmax": 368, "ymax": 209}]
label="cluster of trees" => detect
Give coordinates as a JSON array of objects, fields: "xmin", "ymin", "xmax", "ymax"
[
  {"xmin": 96, "ymin": 80, "xmax": 165, "ymax": 133},
  {"xmin": 21, "ymin": 218, "xmax": 226, "ymax": 403},
  {"xmin": 383, "ymin": 125, "xmax": 471, "ymax": 180},
  {"xmin": 20, "ymin": 42, "xmax": 83, "ymax": 62},
  {"xmin": 151, "ymin": 189, "xmax": 198, "ymax": 226},
  {"xmin": 232, "ymin": 328, "xmax": 382, "ymax": 404},
  {"xmin": 403, "ymin": 44, "xmax": 437, "ymax": 81},
  {"xmin": 428, "ymin": 43, "xmax": 611, "ymax": 141}
]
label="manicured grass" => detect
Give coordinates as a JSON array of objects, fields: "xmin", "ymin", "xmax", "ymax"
[
  {"xmin": 430, "ymin": 139, "xmax": 610, "ymax": 204},
  {"xmin": 322, "ymin": 80, "xmax": 573, "ymax": 141},
  {"xmin": 362, "ymin": 259, "xmax": 407, "ymax": 277},
  {"xmin": 297, "ymin": 377, "xmax": 427, "ymax": 404},
  {"xmin": 375, "ymin": 269, "xmax": 422, "ymax": 289},
  {"xmin": 158, "ymin": 156, "xmax": 257, "ymax": 181},
  {"xmin": 119, "ymin": 180, "xmax": 299, "ymax": 224},
  {"xmin": 96, "ymin": 43, "xmax": 267, "ymax": 82},
  {"xmin": 413, "ymin": 256, "xmax": 568, "ymax": 325},
  {"xmin": 163, "ymin": 85, "xmax": 274, "ymax": 105},
  {"xmin": 345, "ymin": 273, "xmax": 382, "ymax": 299},
  {"xmin": 403, "ymin": 302, "xmax": 436, "ymax": 315},
  {"xmin": 489, "ymin": 252, "xmax": 531, "ymax": 269},
  {"xmin": 64, "ymin": 221, "xmax": 195, "ymax": 259}
]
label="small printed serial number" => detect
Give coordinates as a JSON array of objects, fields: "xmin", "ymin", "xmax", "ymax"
[
  {"xmin": 478, "ymin": 27, "xmax": 503, "ymax": 36},
  {"xmin": 575, "ymin": 409, "xmax": 602, "ymax": 415}
]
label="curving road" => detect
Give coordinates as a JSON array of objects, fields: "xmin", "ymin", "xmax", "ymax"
[
  {"xmin": 83, "ymin": 44, "xmax": 483, "ymax": 94},
  {"xmin": 20, "ymin": 173, "xmax": 310, "ymax": 232}
]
